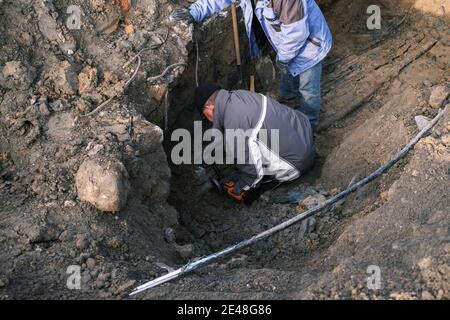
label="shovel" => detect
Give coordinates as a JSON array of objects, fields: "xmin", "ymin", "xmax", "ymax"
[
  {"xmin": 230, "ymin": 4, "xmax": 244, "ymax": 86},
  {"xmin": 231, "ymin": 4, "xmax": 257, "ymax": 91}
]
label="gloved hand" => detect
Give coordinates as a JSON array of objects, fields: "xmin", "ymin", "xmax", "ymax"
[
  {"xmin": 276, "ymin": 60, "xmax": 289, "ymax": 75},
  {"xmin": 223, "ymin": 181, "xmax": 245, "ymax": 202},
  {"xmin": 223, "ymin": 180, "xmax": 263, "ymax": 205},
  {"xmin": 222, "ymin": 172, "xmax": 256, "ymax": 203},
  {"xmin": 171, "ymin": 7, "xmax": 195, "ymax": 24}
]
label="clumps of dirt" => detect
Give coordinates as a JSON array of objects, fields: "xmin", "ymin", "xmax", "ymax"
[
  {"xmin": 429, "ymin": 84, "xmax": 450, "ymax": 108},
  {"xmin": 0, "ymin": 60, "xmax": 36, "ymax": 90},
  {"xmin": 0, "ymin": 0, "xmax": 449, "ymax": 300},
  {"xmin": 0, "ymin": 0, "xmax": 195, "ymax": 299},
  {"xmin": 76, "ymin": 156, "xmax": 131, "ymax": 212}
]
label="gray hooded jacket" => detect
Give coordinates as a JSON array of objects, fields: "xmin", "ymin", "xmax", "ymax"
[{"xmin": 213, "ymin": 89, "xmax": 315, "ymax": 192}]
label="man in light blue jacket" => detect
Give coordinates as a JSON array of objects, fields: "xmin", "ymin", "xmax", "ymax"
[{"xmin": 173, "ymin": 0, "xmax": 332, "ymax": 127}]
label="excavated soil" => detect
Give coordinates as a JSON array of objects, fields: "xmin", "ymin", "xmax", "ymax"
[{"xmin": 0, "ymin": 0, "xmax": 449, "ymax": 300}]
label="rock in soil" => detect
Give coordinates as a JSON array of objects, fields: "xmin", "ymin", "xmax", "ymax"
[
  {"xmin": 175, "ymin": 244, "xmax": 194, "ymax": 260},
  {"xmin": 429, "ymin": 85, "xmax": 450, "ymax": 108},
  {"xmin": 76, "ymin": 156, "xmax": 131, "ymax": 212}
]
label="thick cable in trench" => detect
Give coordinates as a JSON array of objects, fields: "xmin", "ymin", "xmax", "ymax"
[{"xmin": 130, "ymin": 107, "xmax": 447, "ymax": 296}]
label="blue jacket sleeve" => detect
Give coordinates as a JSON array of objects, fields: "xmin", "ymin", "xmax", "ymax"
[
  {"xmin": 276, "ymin": 0, "xmax": 310, "ymax": 64},
  {"xmin": 189, "ymin": 0, "xmax": 236, "ymax": 22}
]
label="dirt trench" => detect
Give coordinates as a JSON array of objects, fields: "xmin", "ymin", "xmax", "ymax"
[
  {"xmin": 153, "ymin": 0, "xmax": 450, "ymax": 300},
  {"xmin": 0, "ymin": 0, "xmax": 449, "ymax": 300}
]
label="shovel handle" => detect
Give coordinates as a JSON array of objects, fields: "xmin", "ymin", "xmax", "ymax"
[
  {"xmin": 231, "ymin": 4, "xmax": 242, "ymax": 66},
  {"xmin": 249, "ymin": 75, "xmax": 255, "ymax": 92}
]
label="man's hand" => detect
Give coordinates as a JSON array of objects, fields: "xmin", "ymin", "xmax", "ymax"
[
  {"xmin": 171, "ymin": 7, "xmax": 195, "ymax": 24},
  {"xmin": 223, "ymin": 181, "xmax": 245, "ymax": 202},
  {"xmin": 276, "ymin": 60, "xmax": 289, "ymax": 75},
  {"xmin": 223, "ymin": 180, "xmax": 262, "ymax": 205},
  {"xmin": 222, "ymin": 172, "xmax": 256, "ymax": 203}
]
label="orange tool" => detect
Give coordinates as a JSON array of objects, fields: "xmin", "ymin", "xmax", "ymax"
[{"xmin": 224, "ymin": 181, "xmax": 245, "ymax": 202}]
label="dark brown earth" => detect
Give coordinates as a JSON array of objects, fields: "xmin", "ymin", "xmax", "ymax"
[{"xmin": 0, "ymin": 0, "xmax": 449, "ymax": 300}]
